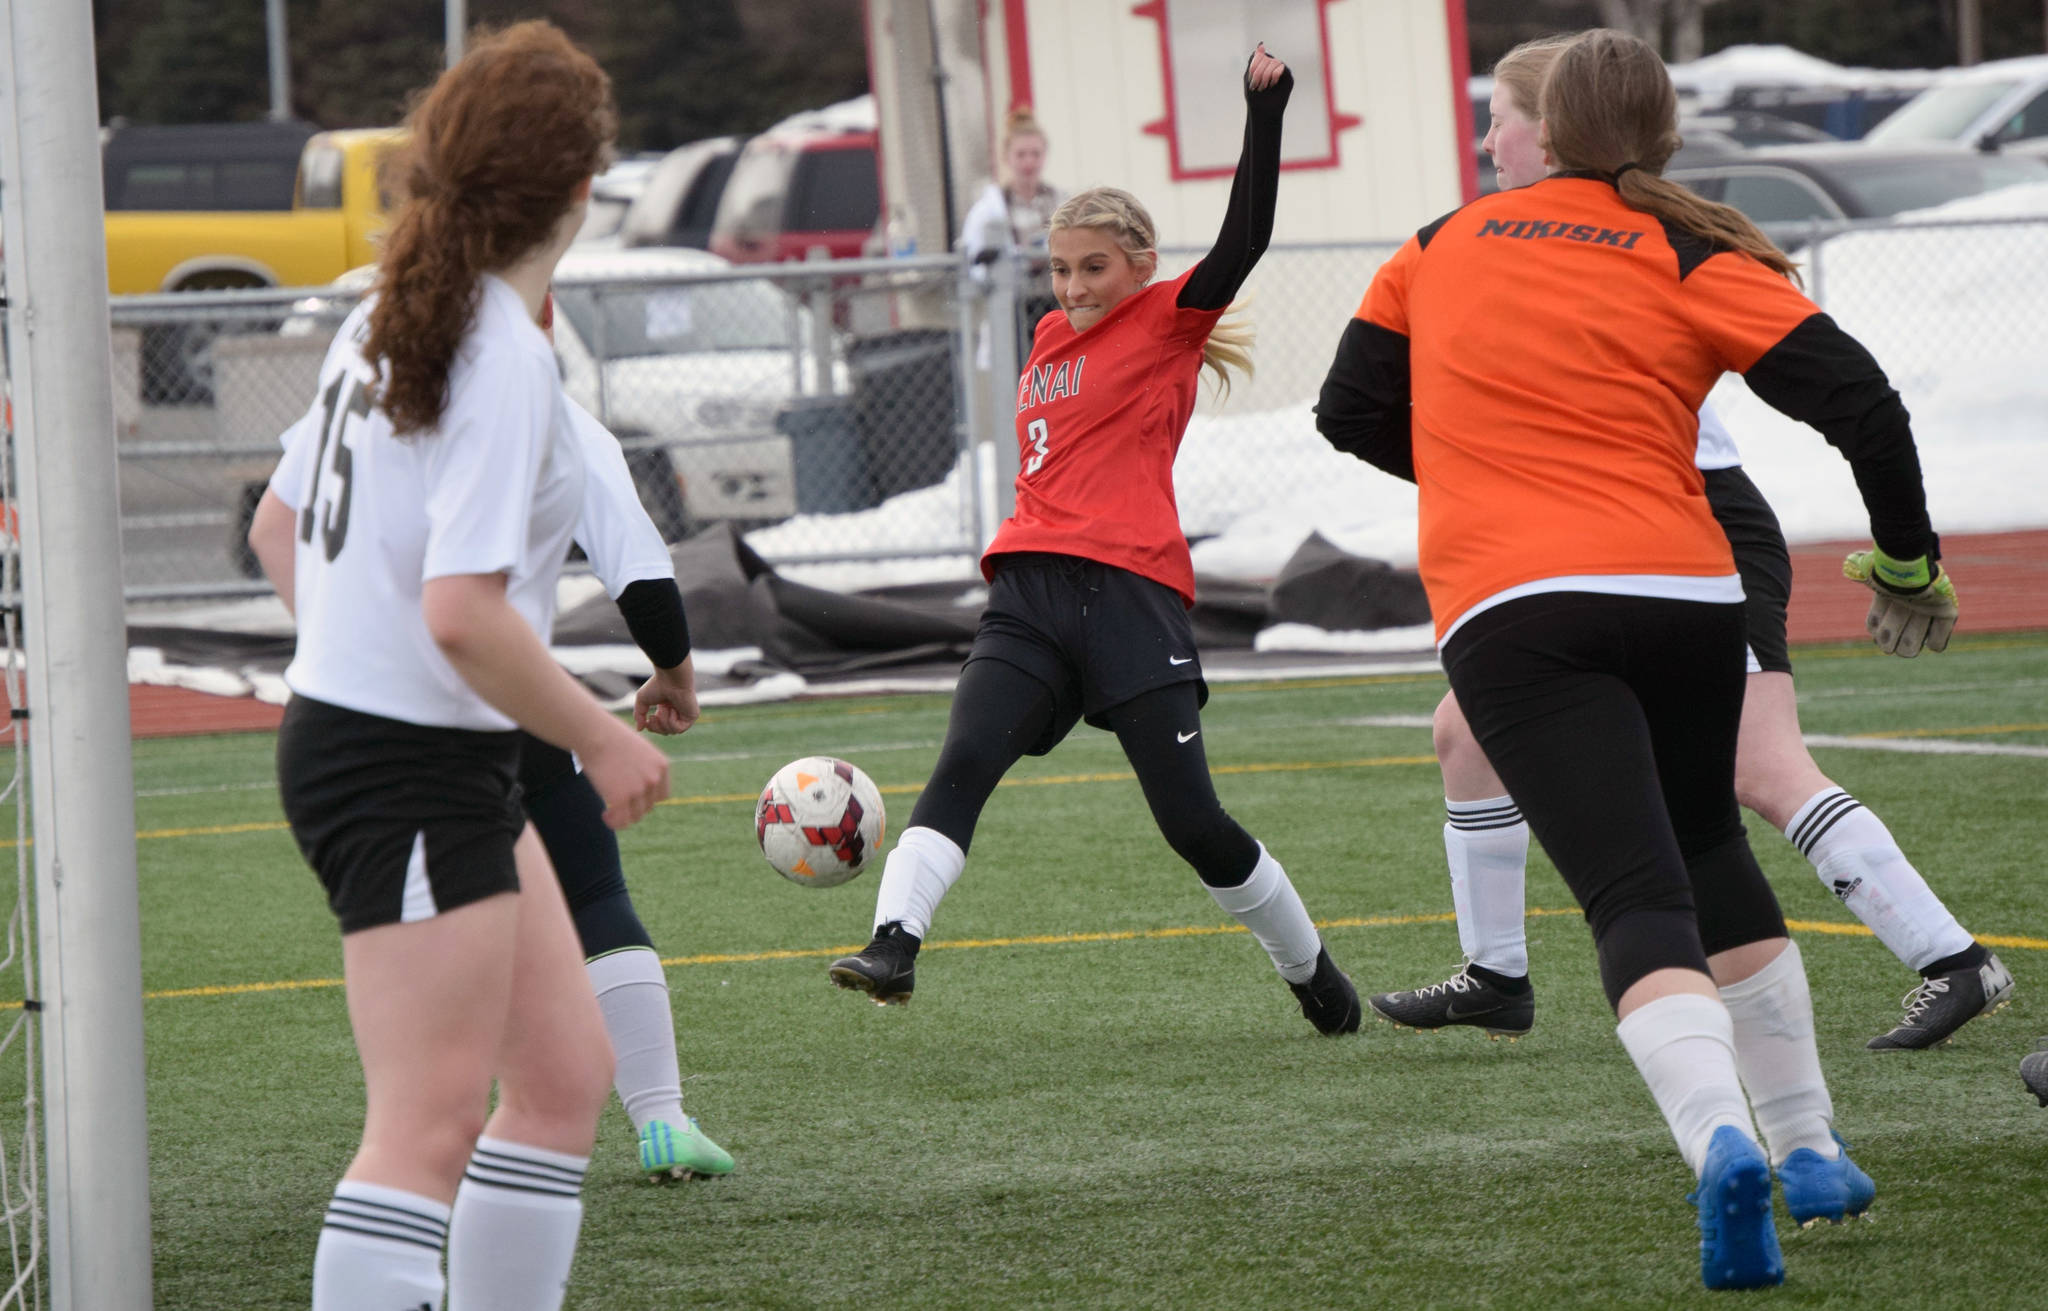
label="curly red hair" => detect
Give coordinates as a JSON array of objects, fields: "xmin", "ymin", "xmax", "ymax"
[{"xmin": 366, "ymin": 21, "xmax": 617, "ymax": 436}]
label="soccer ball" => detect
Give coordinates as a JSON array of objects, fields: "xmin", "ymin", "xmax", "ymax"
[{"xmin": 754, "ymin": 756, "xmax": 887, "ymax": 888}]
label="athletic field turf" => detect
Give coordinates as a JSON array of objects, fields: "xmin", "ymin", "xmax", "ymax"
[{"xmin": 9, "ymin": 633, "xmax": 2046, "ymax": 1307}]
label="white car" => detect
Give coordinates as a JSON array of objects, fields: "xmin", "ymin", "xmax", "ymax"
[
  {"xmin": 547, "ymin": 245, "xmax": 820, "ymax": 527},
  {"xmin": 1865, "ymin": 53, "xmax": 2048, "ymax": 151}
]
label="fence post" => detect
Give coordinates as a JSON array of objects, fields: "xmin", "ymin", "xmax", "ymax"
[{"xmin": 984, "ymin": 251, "xmax": 1021, "ymax": 526}]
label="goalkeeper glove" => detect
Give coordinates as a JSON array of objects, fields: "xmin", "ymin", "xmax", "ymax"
[{"xmin": 1842, "ymin": 547, "xmax": 1956, "ymax": 658}]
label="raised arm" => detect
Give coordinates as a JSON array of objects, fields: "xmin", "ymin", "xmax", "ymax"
[{"xmin": 1178, "ymin": 44, "xmax": 1292, "ymax": 312}]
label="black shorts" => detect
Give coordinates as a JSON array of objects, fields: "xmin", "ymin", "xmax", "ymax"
[
  {"xmin": 517, "ymin": 731, "xmax": 578, "ymax": 796},
  {"xmin": 972, "ymin": 552, "xmax": 1208, "ymax": 756},
  {"xmin": 1703, "ymin": 466, "xmax": 1793, "ymax": 675},
  {"xmin": 276, "ymin": 695, "xmax": 526, "ymax": 934}
]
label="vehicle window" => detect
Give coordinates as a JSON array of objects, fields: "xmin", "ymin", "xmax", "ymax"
[
  {"xmin": 112, "ymin": 162, "xmax": 212, "ymax": 211},
  {"xmin": 1992, "ymin": 88, "xmax": 2048, "ymax": 143},
  {"xmin": 1717, "ymin": 172, "xmax": 1837, "ymax": 223},
  {"xmin": 785, "ymin": 147, "xmax": 879, "ymax": 233},
  {"xmin": 215, "ymin": 159, "xmax": 300, "ymax": 209},
  {"xmin": 1832, "ymin": 155, "xmax": 2048, "ymax": 217},
  {"xmin": 672, "ymin": 153, "xmax": 738, "ymax": 241},
  {"xmin": 1865, "ymin": 79, "xmax": 2021, "ymax": 144},
  {"xmin": 1669, "ymin": 172, "xmax": 1725, "ymax": 204},
  {"xmin": 553, "ymin": 279, "xmax": 793, "ymax": 357},
  {"xmin": 713, "ymin": 145, "xmax": 797, "ymax": 240},
  {"xmin": 299, "ymin": 144, "xmax": 344, "ymax": 208}
]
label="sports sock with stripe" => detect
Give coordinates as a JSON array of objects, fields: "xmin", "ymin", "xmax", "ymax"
[
  {"xmin": 1204, "ymin": 842, "xmax": 1321, "ymax": 984},
  {"xmin": 1444, "ymin": 795, "xmax": 1531, "ymax": 977},
  {"xmin": 1784, "ymin": 787, "xmax": 1974, "ymax": 972},
  {"xmin": 312, "ymin": 1179, "xmax": 448, "ymax": 1311},
  {"xmin": 587, "ymin": 946, "xmax": 685, "ymax": 1132},
  {"xmin": 446, "ymin": 1137, "xmax": 589, "ymax": 1311},
  {"xmin": 1616, "ymin": 991, "xmax": 1759, "ymax": 1178},
  {"xmin": 870, "ymin": 825, "xmax": 965, "ymax": 941},
  {"xmin": 1717, "ymin": 940, "xmax": 1837, "ymax": 1166}
]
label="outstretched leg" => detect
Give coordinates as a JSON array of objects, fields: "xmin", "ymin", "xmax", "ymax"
[
  {"xmin": 1735, "ymin": 671, "xmax": 2010, "ymax": 1049},
  {"xmin": 1102, "ymin": 683, "xmax": 1359, "ymax": 1035},
  {"xmin": 829, "ymin": 657, "xmax": 1056, "ymax": 1003}
]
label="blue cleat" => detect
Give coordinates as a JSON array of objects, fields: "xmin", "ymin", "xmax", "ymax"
[
  {"xmin": 1689, "ymin": 1126, "xmax": 1785, "ymax": 1291},
  {"xmin": 1778, "ymin": 1131, "xmax": 1875, "ymax": 1228}
]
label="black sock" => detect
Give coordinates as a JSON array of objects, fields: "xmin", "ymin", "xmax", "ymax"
[
  {"xmin": 1920, "ymin": 940, "xmax": 1989, "ymax": 979},
  {"xmin": 1467, "ymin": 962, "xmax": 1531, "ymax": 995}
]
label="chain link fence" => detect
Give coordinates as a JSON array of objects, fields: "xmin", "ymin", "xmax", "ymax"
[{"xmin": 103, "ymin": 214, "xmax": 2048, "ymax": 599}]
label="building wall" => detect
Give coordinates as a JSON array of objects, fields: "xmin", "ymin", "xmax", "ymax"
[{"xmin": 985, "ymin": 0, "xmax": 1466, "ymax": 247}]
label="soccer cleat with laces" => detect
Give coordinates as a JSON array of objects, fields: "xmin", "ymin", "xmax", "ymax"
[
  {"xmin": 2022, "ymin": 1039, "xmax": 2048, "ymax": 1107},
  {"xmin": 1367, "ymin": 962, "xmax": 1534, "ymax": 1038},
  {"xmin": 638, "ymin": 1117, "xmax": 734, "ymax": 1183},
  {"xmin": 828, "ymin": 922, "xmax": 920, "ymax": 1005},
  {"xmin": 1776, "ymin": 1131, "xmax": 1875, "ymax": 1228},
  {"xmin": 1689, "ymin": 1126, "xmax": 1784, "ymax": 1291},
  {"xmin": 1867, "ymin": 952, "xmax": 2014, "ymax": 1050},
  {"xmin": 1286, "ymin": 945, "xmax": 1361, "ymax": 1035}
]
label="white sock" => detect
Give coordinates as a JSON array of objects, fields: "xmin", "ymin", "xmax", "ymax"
[
  {"xmin": 1204, "ymin": 842, "xmax": 1322, "ymax": 984},
  {"xmin": 1616, "ymin": 992, "xmax": 1759, "ymax": 1178},
  {"xmin": 1717, "ymin": 940, "xmax": 1837, "ymax": 1166},
  {"xmin": 313, "ymin": 1180, "xmax": 448, "ymax": 1311},
  {"xmin": 1445, "ymin": 796, "xmax": 1530, "ymax": 976},
  {"xmin": 1786, "ymin": 787, "xmax": 1974, "ymax": 971},
  {"xmin": 871, "ymin": 825, "xmax": 966, "ymax": 940},
  {"xmin": 446, "ymin": 1137, "xmax": 589, "ymax": 1311},
  {"xmin": 587, "ymin": 947, "xmax": 685, "ymax": 1133}
]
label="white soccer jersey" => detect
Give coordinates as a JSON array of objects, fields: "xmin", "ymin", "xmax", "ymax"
[
  {"xmin": 564, "ymin": 397, "xmax": 675, "ymax": 599},
  {"xmin": 1694, "ymin": 397, "xmax": 1741, "ymax": 471},
  {"xmin": 271, "ymin": 275, "xmax": 586, "ymax": 731}
]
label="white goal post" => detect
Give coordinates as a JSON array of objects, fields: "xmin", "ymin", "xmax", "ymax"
[{"xmin": 0, "ymin": 1, "xmax": 156, "ymax": 1307}]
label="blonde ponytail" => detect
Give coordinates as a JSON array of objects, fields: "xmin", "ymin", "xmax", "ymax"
[{"xmin": 1048, "ymin": 186, "xmax": 1255, "ymax": 399}]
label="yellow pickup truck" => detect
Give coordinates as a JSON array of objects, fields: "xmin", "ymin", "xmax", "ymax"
[{"xmin": 104, "ymin": 122, "xmax": 401, "ymax": 295}]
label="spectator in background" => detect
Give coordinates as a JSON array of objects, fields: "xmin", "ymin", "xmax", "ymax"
[{"xmin": 961, "ymin": 107, "xmax": 1066, "ymax": 362}]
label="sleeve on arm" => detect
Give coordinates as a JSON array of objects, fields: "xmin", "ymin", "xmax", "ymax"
[
  {"xmin": 1742, "ymin": 313, "xmax": 1935, "ymax": 561},
  {"xmin": 614, "ymin": 578, "xmax": 691, "ymax": 669},
  {"xmin": 565, "ymin": 399, "xmax": 676, "ymax": 594},
  {"xmin": 1314, "ymin": 242, "xmax": 1420, "ymax": 483},
  {"xmin": 1178, "ymin": 65, "xmax": 1292, "ymax": 312},
  {"xmin": 421, "ymin": 351, "xmax": 556, "ymax": 581},
  {"xmin": 266, "ymin": 406, "xmax": 319, "ymax": 512}
]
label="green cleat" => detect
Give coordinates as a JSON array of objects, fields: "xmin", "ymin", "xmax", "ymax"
[{"xmin": 638, "ymin": 1117, "xmax": 734, "ymax": 1183}]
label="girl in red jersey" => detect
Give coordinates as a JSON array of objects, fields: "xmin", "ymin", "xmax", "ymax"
[
  {"xmin": 830, "ymin": 45, "xmax": 1361, "ymax": 1036},
  {"xmin": 1316, "ymin": 28, "xmax": 1957, "ymax": 1291}
]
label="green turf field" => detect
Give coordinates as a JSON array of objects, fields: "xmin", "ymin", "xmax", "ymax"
[{"xmin": 10, "ymin": 633, "xmax": 2048, "ymax": 1307}]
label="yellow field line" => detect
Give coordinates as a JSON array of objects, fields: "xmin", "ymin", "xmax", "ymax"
[{"xmin": 0, "ymin": 905, "xmax": 2038, "ymax": 1010}]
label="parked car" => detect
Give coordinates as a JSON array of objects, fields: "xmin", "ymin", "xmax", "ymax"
[
  {"xmin": 574, "ymin": 152, "xmax": 667, "ymax": 244},
  {"xmin": 105, "ymin": 122, "xmax": 402, "ymax": 402},
  {"xmin": 707, "ymin": 117, "xmax": 879, "ymax": 263},
  {"xmin": 616, "ymin": 136, "xmax": 745, "ymax": 250},
  {"xmin": 1668, "ymin": 142, "xmax": 2048, "ymax": 240},
  {"xmin": 548, "ymin": 246, "xmax": 816, "ymax": 528},
  {"xmin": 1864, "ymin": 54, "xmax": 2048, "ymax": 151}
]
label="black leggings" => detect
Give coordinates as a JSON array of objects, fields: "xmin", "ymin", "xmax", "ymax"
[
  {"xmin": 908, "ymin": 658, "xmax": 1260, "ymax": 886},
  {"xmin": 519, "ymin": 734, "xmax": 656, "ymax": 959},
  {"xmin": 1442, "ymin": 593, "xmax": 1787, "ymax": 1009}
]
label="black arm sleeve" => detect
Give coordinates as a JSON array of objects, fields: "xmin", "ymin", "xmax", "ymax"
[
  {"xmin": 614, "ymin": 577, "xmax": 692, "ymax": 670},
  {"xmin": 1178, "ymin": 63, "xmax": 1293, "ymax": 312},
  {"xmin": 1742, "ymin": 312, "xmax": 1937, "ymax": 562},
  {"xmin": 1315, "ymin": 318, "xmax": 1415, "ymax": 482}
]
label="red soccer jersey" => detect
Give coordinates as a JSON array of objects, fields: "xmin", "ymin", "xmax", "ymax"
[{"xmin": 982, "ymin": 266, "xmax": 1225, "ymax": 606}]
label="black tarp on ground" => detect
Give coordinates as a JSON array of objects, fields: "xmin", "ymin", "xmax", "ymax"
[{"xmin": 127, "ymin": 525, "xmax": 1431, "ymax": 688}]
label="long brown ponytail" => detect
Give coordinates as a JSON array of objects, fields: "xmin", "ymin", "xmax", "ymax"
[
  {"xmin": 1540, "ymin": 29, "xmax": 1800, "ymax": 284},
  {"xmin": 366, "ymin": 21, "xmax": 617, "ymax": 436}
]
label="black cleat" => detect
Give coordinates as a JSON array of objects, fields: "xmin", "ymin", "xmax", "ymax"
[
  {"xmin": 829, "ymin": 922, "xmax": 920, "ymax": 1005},
  {"xmin": 1867, "ymin": 952, "xmax": 2014, "ymax": 1050},
  {"xmin": 1287, "ymin": 945, "xmax": 1361, "ymax": 1035},
  {"xmin": 2022, "ymin": 1039, "xmax": 2048, "ymax": 1107},
  {"xmin": 1368, "ymin": 963, "xmax": 1534, "ymax": 1039}
]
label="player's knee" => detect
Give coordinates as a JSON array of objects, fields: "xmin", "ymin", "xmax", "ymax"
[
  {"xmin": 1432, "ymin": 697, "xmax": 1496, "ymax": 794},
  {"xmin": 1166, "ymin": 811, "xmax": 1257, "ymax": 886},
  {"xmin": 502, "ymin": 1031, "xmax": 614, "ymax": 1127}
]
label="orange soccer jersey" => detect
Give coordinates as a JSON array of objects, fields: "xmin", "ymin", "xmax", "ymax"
[{"xmin": 1320, "ymin": 175, "xmax": 1925, "ymax": 642}]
